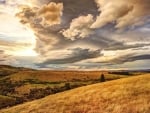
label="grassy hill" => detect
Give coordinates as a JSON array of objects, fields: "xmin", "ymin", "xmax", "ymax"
[
  {"xmin": 7, "ymin": 70, "xmax": 127, "ymax": 82},
  {"xmin": 0, "ymin": 65, "xmax": 130, "ymax": 109},
  {"xmin": 0, "ymin": 65, "xmax": 33, "ymax": 77},
  {"xmin": 1, "ymin": 74, "xmax": 149, "ymax": 113}
]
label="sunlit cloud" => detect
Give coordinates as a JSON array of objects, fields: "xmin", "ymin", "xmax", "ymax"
[
  {"xmin": 0, "ymin": 0, "xmax": 150, "ymax": 69},
  {"xmin": 61, "ymin": 14, "xmax": 94, "ymax": 40},
  {"xmin": 91, "ymin": 0, "xmax": 150, "ymax": 29}
]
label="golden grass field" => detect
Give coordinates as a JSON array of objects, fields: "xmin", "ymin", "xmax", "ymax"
[
  {"xmin": 1, "ymin": 64, "xmax": 135, "ymax": 109},
  {"xmin": 1, "ymin": 74, "xmax": 149, "ymax": 113},
  {"xmin": 7, "ymin": 70, "xmax": 127, "ymax": 82},
  {"xmin": 5, "ymin": 71, "xmax": 127, "ymax": 95}
]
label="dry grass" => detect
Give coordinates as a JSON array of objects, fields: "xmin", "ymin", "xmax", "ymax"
[
  {"xmin": 15, "ymin": 84, "xmax": 47, "ymax": 95},
  {"xmin": 0, "ymin": 65, "xmax": 33, "ymax": 77},
  {"xmin": 1, "ymin": 74, "xmax": 150, "ymax": 113},
  {"xmin": 8, "ymin": 71, "xmax": 126, "ymax": 82}
]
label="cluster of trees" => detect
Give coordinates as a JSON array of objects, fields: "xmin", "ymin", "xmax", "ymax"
[
  {"xmin": 14, "ymin": 74, "xmax": 106, "ymax": 107},
  {"xmin": 0, "ymin": 79, "xmax": 21, "ymax": 96},
  {"xmin": 26, "ymin": 83, "xmax": 76, "ymax": 100},
  {"xmin": 0, "ymin": 96, "xmax": 16, "ymax": 109},
  {"xmin": 109, "ymin": 71, "xmax": 130, "ymax": 75},
  {"xmin": 0, "ymin": 81, "xmax": 79, "ymax": 109}
]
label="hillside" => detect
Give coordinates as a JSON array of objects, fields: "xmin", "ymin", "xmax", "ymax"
[
  {"xmin": 0, "ymin": 66, "xmax": 129, "ymax": 109},
  {"xmin": 0, "ymin": 65, "xmax": 33, "ymax": 77},
  {"xmin": 1, "ymin": 74, "xmax": 149, "ymax": 113},
  {"xmin": 7, "ymin": 70, "xmax": 126, "ymax": 82}
]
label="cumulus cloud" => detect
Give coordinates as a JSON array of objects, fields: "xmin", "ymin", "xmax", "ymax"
[
  {"xmin": 17, "ymin": 2, "xmax": 63, "ymax": 26},
  {"xmin": 61, "ymin": 14, "xmax": 94, "ymax": 40},
  {"xmin": 36, "ymin": 48, "xmax": 102, "ymax": 67},
  {"xmin": 15, "ymin": 0, "xmax": 98, "ymax": 56},
  {"xmin": 17, "ymin": 0, "xmax": 98, "ymax": 42},
  {"xmin": 16, "ymin": 5, "xmax": 37, "ymax": 24},
  {"xmin": 16, "ymin": 2, "xmax": 64, "ymax": 55},
  {"xmin": 91, "ymin": 0, "xmax": 150, "ymax": 29},
  {"xmin": 38, "ymin": 2, "xmax": 63, "ymax": 26},
  {"xmin": 1, "ymin": 0, "xmax": 149, "ymax": 69}
]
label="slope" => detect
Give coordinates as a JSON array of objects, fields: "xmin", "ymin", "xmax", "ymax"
[
  {"xmin": 0, "ymin": 74, "xmax": 149, "ymax": 113},
  {"xmin": 0, "ymin": 65, "xmax": 33, "ymax": 77}
]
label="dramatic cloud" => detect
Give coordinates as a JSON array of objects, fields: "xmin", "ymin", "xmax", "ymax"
[
  {"xmin": 16, "ymin": 2, "xmax": 63, "ymax": 26},
  {"xmin": 0, "ymin": 0, "xmax": 150, "ymax": 69},
  {"xmin": 15, "ymin": 0, "xmax": 98, "ymax": 55},
  {"xmin": 61, "ymin": 14, "xmax": 94, "ymax": 40},
  {"xmin": 38, "ymin": 2, "xmax": 63, "ymax": 26},
  {"xmin": 34, "ymin": 33, "xmax": 59, "ymax": 56},
  {"xmin": 16, "ymin": 2, "xmax": 63, "ymax": 55},
  {"xmin": 91, "ymin": 0, "xmax": 150, "ymax": 29},
  {"xmin": 102, "ymin": 54, "xmax": 150, "ymax": 65},
  {"xmin": 36, "ymin": 48, "xmax": 102, "ymax": 67},
  {"xmin": 16, "ymin": 5, "xmax": 37, "ymax": 25},
  {"xmin": 105, "ymin": 43, "xmax": 150, "ymax": 51}
]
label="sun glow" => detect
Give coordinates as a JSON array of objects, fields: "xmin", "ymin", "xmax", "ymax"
[{"xmin": 12, "ymin": 48, "xmax": 38, "ymax": 57}]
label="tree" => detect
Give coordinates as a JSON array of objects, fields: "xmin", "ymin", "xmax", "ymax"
[
  {"xmin": 65, "ymin": 83, "xmax": 71, "ymax": 90},
  {"xmin": 100, "ymin": 74, "xmax": 105, "ymax": 82}
]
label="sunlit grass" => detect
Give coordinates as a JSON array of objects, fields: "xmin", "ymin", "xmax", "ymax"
[{"xmin": 1, "ymin": 74, "xmax": 149, "ymax": 113}]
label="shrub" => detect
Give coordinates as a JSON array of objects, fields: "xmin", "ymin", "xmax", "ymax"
[
  {"xmin": 100, "ymin": 74, "xmax": 105, "ymax": 82},
  {"xmin": 65, "ymin": 83, "xmax": 71, "ymax": 90}
]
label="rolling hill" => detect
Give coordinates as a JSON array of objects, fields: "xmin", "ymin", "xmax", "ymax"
[
  {"xmin": 1, "ymin": 74, "xmax": 149, "ymax": 113},
  {"xmin": 0, "ymin": 65, "xmax": 33, "ymax": 77},
  {"xmin": 0, "ymin": 65, "xmax": 129, "ymax": 109},
  {"xmin": 6, "ymin": 70, "xmax": 126, "ymax": 82}
]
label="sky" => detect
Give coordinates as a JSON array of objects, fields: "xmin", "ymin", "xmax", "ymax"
[{"xmin": 0, "ymin": 0, "xmax": 150, "ymax": 70}]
